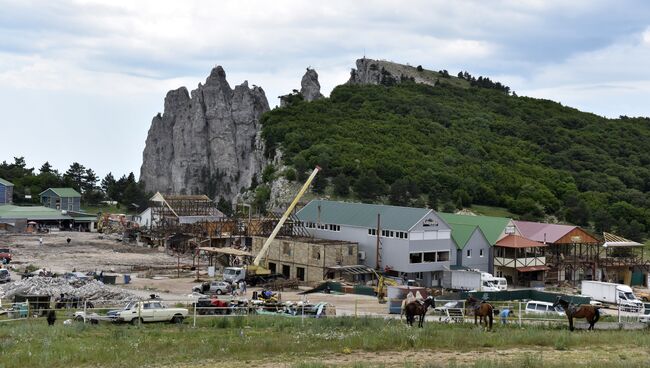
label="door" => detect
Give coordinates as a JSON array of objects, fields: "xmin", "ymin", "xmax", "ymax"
[
  {"xmin": 282, "ymin": 265, "xmax": 291, "ymax": 278},
  {"xmin": 140, "ymin": 302, "xmax": 155, "ymax": 322},
  {"xmin": 296, "ymin": 267, "xmax": 305, "ymax": 281},
  {"xmin": 268, "ymin": 262, "xmax": 276, "ymax": 273}
]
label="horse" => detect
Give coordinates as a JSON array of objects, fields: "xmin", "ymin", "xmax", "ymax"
[
  {"xmin": 553, "ymin": 297, "xmax": 600, "ymax": 331},
  {"xmin": 466, "ymin": 296, "xmax": 493, "ymax": 330},
  {"xmin": 404, "ymin": 296, "xmax": 435, "ymax": 328}
]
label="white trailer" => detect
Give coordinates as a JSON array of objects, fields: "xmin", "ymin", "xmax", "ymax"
[
  {"xmin": 442, "ymin": 270, "xmax": 499, "ymax": 292},
  {"xmin": 581, "ymin": 281, "xmax": 644, "ymax": 312}
]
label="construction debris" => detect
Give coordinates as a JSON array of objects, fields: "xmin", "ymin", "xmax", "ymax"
[{"xmin": 0, "ymin": 277, "xmax": 137, "ymax": 303}]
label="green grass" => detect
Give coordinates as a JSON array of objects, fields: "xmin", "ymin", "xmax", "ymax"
[
  {"xmin": 81, "ymin": 204, "xmax": 134, "ymax": 215},
  {"xmin": 1, "ymin": 316, "xmax": 649, "ymax": 368},
  {"xmin": 470, "ymin": 205, "xmax": 516, "ymax": 218}
]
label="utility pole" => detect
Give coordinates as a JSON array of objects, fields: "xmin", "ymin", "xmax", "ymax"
[{"xmin": 376, "ymin": 213, "xmax": 381, "ymax": 270}]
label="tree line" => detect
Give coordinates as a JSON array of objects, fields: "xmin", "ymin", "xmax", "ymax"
[{"xmin": 0, "ymin": 157, "xmax": 149, "ymax": 211}]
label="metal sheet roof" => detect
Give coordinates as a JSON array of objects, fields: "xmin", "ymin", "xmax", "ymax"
[
  {"xmin": 496, "ymin": 235, "xmax": 546, "ymax": 248},
  {"xmin": 513, "ymin": 220, "xmax": 577, "ymax": 244},
  {"xmin": 296, "ymin": 200, "xmax": 431, "ymax": 231},
  {"xmin": 439, "ymin": 213, "xmax": 511, "ymax": 245},
  {"xmin": 40, "ymin": 188, "xmax": 81, "ymax": 198},
  {"xmin": 0, "ymin": 178, "xmax": 14, "ymax": 186},
  {"xmin": 0, "ymin": 205, "xmax": 71, "ymax": 220},
  {"xmin": 602, "ymin": 232, "xmax": 643, "ymax": 247},
  {"xmin": 446, "ymin": 223, "xmax": 480, "ymax": 250}
]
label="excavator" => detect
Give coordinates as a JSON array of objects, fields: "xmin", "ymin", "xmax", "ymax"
[
  {"xmin": 371, "ymin": 269, "xmax": 398, "ymax": 304},
  {"xmin": 223, "ymin": 167, "xmax": 320, "ymax": 285}
]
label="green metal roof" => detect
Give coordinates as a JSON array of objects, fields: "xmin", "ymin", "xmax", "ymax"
[
  {"xmin": 0, "ymin": 178, "xmax": 14, "ymax": 186},
  {"xmin": 439, "ymin": 213, "xmax": 511, "ymax": 245},
  {"xmin": 40, "ymin": 188, "xmax": 81, "ymax": 197},
  {"xmin": 0, "ymin": 205, "xmax": 71, "ymax": 220},
  {"xmin": 296, "ymin": 200, "xmax": 431, "ymax": 231},
  {"xmin": 446, "ymin": 223, "xmax": 480, "ymax": 249}
]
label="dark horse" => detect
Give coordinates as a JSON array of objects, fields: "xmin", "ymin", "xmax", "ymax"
[
  {"xmin": 553, "ymin": 297, "xmax": 600, "ymax": 331},
  {"xmin": 466, "ymin": 296, "xmax": 493, "ymax": 330},
  {"xmin": 404, "ymin": 296, "xmax": 435, "ymax": 328}
]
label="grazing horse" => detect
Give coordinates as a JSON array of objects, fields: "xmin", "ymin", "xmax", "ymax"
[
  {"xmin": 466, "ymin": 296, "xmax": 493, "ymax": 330},
  {"xmin": 553, "ymin": 297, "xmax": 600, "ymax": 331},
  {"xmin": 404, "ymin": 296, "xmax": 436, "ymax": 328}
]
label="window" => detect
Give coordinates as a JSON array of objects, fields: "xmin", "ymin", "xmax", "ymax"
[
  {"xmin": 438, "ymin": 230, "xmax": 451, "ymax": 239},
  {"xmin": 423, "ymin": 252, "xmax": 436, "ymax": 263},
  {"xmin": 312, "ymin": 248, "xmax": 321, "ymax": 260},
  {"xmin": 436, "ymin": 251, "xmax": 449, "ymax": 262},
  {"xmin": 415, "ymin": 272, "xmax": 424, "ymax": 280},
  {"xmin": 282, "ymin": 242, "xmax": 291, "ymax": 256},
  {"xmin": 381, "ymin": 229, "xmax": 394, "ymax": 238},
  {"xmin": 68, "ymin": 199, "xmax": 73, "ymax": 211},
  {"xmin": 328, "ymin": 224, "xmax": 340, "ymax": 232},
  {"xmin": 368, "ymin": 228, "xmax": 377, "ymax": 236},
  {"xmin": 317, "ymin": 223, "xmax": 327, "ymax": 230},
  {"xmin": 409, "ymin": 253, "xmax": 423, "ymax": 264},
  {"xmin": 423, "ymin": 231, "xmax": 438, "ymax": 240},
  {"xmin": 348, "ymin": 246, "xmax": 354, "ymax": 256},
  {"xmin": 396, "ymin": 231, "xmax": 408, "ymax": 239},
  {"xmin": 479, "ymin": 249, "xmax": 484, "ymax": 257},
  {"xmin": 296, "ymin": 267, "xmax": 305, "ymax": 281},
  {"xmin": 466, "ymin": 249, "xmax": 472, "ymax": 258}
]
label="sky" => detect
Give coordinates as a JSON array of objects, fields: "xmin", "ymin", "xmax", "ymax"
[{"xmin": 1, "ymin": 0, "xmax": 650, "ymax": 180}]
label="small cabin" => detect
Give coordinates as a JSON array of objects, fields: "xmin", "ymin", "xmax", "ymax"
[
  {"xmin": 40, "ymin": 188, "xmax": 81, "ymax": 212},
  {"xmin": 0, "ymin": 178, "xmax": 13, "ymax": 205}
]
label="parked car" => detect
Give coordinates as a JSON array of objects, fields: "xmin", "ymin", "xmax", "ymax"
[
  {"xmin": 192, "ymin": 281, "xmax": 232, "ymax": 295},
  {"xmin": 0, "ymin": 248, "xmax": 12, "ymax": 263},
  {"xmin": 110, "ymin": 300, "xmax": 188, "ymax": 324},
  {"xmin": 524, "ymin": 301, "xmax": 565, "ymax": 316},
  {"xmin": 63, "ymin": 272, "xmax": 91, "ymax": 281},
  {"xmin": 433, "ymin": 301, "xmax": 464, "ymax": 314},
  {"xmin": 0, "ymin": 269, "xmax": 11, "ymax": 283}
]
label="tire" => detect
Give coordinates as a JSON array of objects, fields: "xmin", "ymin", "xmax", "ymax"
[
  {"xmin": 216, "ymin": 289, "xmax": 223, "ymax": 295},
  {"xmin": 642, "ymin": 297, "xmax": 649, "ymax": 302},
  {"xmin": 171, "ymin": 315, "xmax": 184, "ymax": 324},
  {"xmin": 75, "ymin": 316, "xmax": 84, "ymax": 322}
]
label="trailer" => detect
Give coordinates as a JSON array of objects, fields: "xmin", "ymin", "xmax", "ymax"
[
  {"xmin": 581, "ymin": 281, "xmax": 644, "ymax": 312},
  {"xmin": 442, "ymin": 270, "xmax": 499, "ymax": 292}
]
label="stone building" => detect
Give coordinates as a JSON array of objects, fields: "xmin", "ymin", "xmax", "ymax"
[{"xmin": 251, "ymin": 236, "xmax": 358, "ymax": 283}]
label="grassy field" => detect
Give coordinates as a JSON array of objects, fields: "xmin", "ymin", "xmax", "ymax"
[
  {"xmin": 469, "ymin": 205, "xmax": 515, "ymax": 218},
  {"xmin": 1, "ymin": 316, "xmax": 649, "ymax": 368}
]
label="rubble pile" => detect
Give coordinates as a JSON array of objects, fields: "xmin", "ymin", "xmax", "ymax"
[{"xmin": 0, "ymin": 277, "xmax": 137, "ymax": 303}]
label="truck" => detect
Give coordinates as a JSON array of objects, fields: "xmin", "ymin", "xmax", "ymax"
[
  {"xmin": 442, "ymin": 270, "xmax": 500, "ymax": 292},
  {"xmin": 581, "ymin": 281, "xmax": 644, "ymax": 312},
  {"xmin": 222, "ymin": 267, "xmax": 285, "ymax": 286},
  {"xmin": 0, "ymin": 248, "xmax": 12, "ymax": 263},
  {"xmin": 481, "ymin": 272, "xmax": 508, "ymax": 290}
]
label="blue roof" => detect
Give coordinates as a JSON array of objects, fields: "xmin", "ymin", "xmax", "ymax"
[{"xmin": 296, "ymin": 200, "xmax": 431, "ymax": 231}]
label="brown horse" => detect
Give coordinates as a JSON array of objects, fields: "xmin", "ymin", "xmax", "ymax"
[
  {"xmin": 404, "ymin": 297, "xmax": 435, "ymax": 328},
  {"xmin": 466, "ymin": 296, "xmax": 493, "ymax": 330},
  {"xmin": 553, "ymin": 297, "xmax": 600, "ymax": 331}
]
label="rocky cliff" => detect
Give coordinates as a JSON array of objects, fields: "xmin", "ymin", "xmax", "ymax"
[
  {"xmin": 279, "ymin": 68, "xmax": 323, "ymax": 107},
  {"xmin": 140, "ymin": 66, "xmax": 269, "ymax": 200},
  {"xmin": 348, "ymin": 58, "xmax": 441, "ymax": 86}
]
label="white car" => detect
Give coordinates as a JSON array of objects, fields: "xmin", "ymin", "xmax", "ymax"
[
  {"xmin": 524, "ymin": 301, "xmax": 565, "ymax": 316},
  {"xmin": 110, "ymin": 300, "xmax": 188, "ymax": 324}
]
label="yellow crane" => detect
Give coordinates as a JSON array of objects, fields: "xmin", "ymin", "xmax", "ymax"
[{"xmin": 246, "ymin": 166, "xmax": 321, "ymax": 276}]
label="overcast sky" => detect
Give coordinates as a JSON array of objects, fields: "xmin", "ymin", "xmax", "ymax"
[{"xmin": 2, "ymin": 0, "xmax": 650, "ymax": 180}]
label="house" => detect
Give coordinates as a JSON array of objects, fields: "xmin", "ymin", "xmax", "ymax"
[
  {"xmin": 438, "ymin": 213, "xmax": 519, "ymax": 274},
  {"xmin": 296, "ymin": 200, "xmax": 454, "ymax": 287},
  {"xmin": 493, "ymin": 234, "xmax": 547, "ymax": 287},
  {"xmin": 0, "ymin": 178, "xmax": 14, "ymax": 205},
  {"xmin": 40, "ymin": 188, "xmax": 81, "ymax": 211},
  {"xmin": 513, "ymin": 220, "xmax": 599, "ymax": 284},
  {"xmin": 251, "ymin": 236, "xmax": 358, "ymax": 283},
  {"xmin": 599, "ymin": 232, "xmax": 649, "ymax": 286}
]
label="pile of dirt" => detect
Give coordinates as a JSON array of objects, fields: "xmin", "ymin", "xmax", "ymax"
[{"xmin": 0, "ymin": 276, "xmax": 137, "ymax": 303}]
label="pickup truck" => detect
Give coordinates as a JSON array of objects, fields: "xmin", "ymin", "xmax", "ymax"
[
  {"xmin": 0, "ymin": 248, "xmax": 12, "ymax": 263},
  {"xmin": 109, "ymin": 300, "xmax": 188, "ymax": 324}
]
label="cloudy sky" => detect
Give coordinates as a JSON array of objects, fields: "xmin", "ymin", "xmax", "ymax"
[{"xmin": 2, "ymin": 0, "xmax": 650, "ymax": 179}]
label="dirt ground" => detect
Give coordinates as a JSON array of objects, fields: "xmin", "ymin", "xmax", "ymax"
[{"xmin": 165, "ymin": 346, "xmax": 650, "ymax": 367}]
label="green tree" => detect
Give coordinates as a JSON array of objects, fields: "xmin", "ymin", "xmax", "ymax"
[
  {"xmin": 311, "ymin": 172, "xmax": 328, "ymax": 194},
  {"xmin": 332, "ymin": 174, "xmax": 350, "ymax": 196},
  {"xmin": 353, "ymin": 170, "xmax": 387, "ymax": 202},
  {"xmin": 284, "ymin": 168, "xmax": 297, "ymax": 182},
  {"xmin": 63, "ymin": 162, "xmax": 86, "ymax": 192},
  {"xmin": 292, "ymin": 156, "xmax": 308, "ymax": 181},
  {"xmin": 389, "ymin": 178, "xmax": 410, "ymax": 206},
  {"xmin": 253, "ymin": 185, "xmax": 271, "ymax": 214},
  {"xmin": 217, "ymin": 197, "xmax": 233, "ymax": 217}
]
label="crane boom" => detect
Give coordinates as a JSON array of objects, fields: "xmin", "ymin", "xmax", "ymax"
[{"xmin": 252, "ymin": 166, "xmax": 320, "ymax": 266}]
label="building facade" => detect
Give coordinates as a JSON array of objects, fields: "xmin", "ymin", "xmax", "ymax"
[
  {"xmin": 296, "ymin": 200, "xmax": 454, "ymax": 287},
  {"xmin": 0, "ymin": 178, "xmax": 14, "ymax": 205},
  {"xmin": 251, "ymin": 236, "xmax": 358, "ymax": 283},
  {"xmin": 40, "ymin": 188, "xmax": 81, "ymax": 211}
]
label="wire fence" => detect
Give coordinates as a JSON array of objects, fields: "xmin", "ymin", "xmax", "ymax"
[{"xmin": 1, "ymin": 297, "xmax": 648, "ymax": 329}]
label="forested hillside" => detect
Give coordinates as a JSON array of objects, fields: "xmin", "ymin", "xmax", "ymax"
[{"xmin": 261, "ymin": 80, "xmax": 650, "ymax": 241}]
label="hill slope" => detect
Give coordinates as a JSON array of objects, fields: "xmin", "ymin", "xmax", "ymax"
[{"xmin": 261, "ymin": 77, "xmax": 650, "ymax": 241}]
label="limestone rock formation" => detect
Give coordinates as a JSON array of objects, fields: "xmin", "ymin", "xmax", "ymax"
[
  {"xmin": 140, "ymin": 66, "xmax": 269, "ymax": 201},
  {"xmin": 279, "ymin": 68, "xmax": 323, "ymax": 107},
  {"xmin": 348, "ymin": 58, "xmax": 438, "ymax": 87},
  {"xmin": 300, "ymin": 68, "xmax": 323, "ymax": 102}
]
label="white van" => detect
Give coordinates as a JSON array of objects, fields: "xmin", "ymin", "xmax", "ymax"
[{"xmin": 525, "ymin": 300, "xmax": 565, "ymax": 316}]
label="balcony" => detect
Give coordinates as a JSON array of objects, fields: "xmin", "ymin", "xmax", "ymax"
[{"xmin": 494, "ymin": 256, "xmax": 546, "ymax": 269}]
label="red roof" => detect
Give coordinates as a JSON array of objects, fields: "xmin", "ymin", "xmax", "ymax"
[
  {"xmin": 516, "ymin": 265, "xmax": 549, "ymax": 272},
  {"xmin": 495, "ymin": 234, "xmax": 546, "ymax": 248},
  {"xmin": 513, "ymin": 220, "xmax": 577, "ymax": 243}
]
